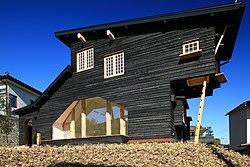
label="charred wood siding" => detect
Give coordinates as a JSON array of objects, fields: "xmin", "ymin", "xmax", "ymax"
[
  {"xmin": 19, "ymin": 23, "xmax": 216, "ymax": 144},
  {"xmin": 174, "ymin": 100, "xmax": 185, "ymax": 126},
  {"xmin": 174, "ymin": 100, "xmax": 187, "ymax": 141}
]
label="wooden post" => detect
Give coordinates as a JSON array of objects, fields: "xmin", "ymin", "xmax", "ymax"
[
  {"xmin": 194, "ymin": 80, "xmax": 207, "ymax": 144},
  {"xmin": 36, "ymin": 132, "xmax": 41, "ymax": 146},
  {"xmin": 62, "ymin": 125, "xmax": 65, "ymax": 139},
  {"xmin": 215, "ymin": 25, "xmax": 228, "ymax": 55},
  {"xmin": 70, "ymin": 109, "xmax": 76, "ymax": 138},
  {"xmin": 120, "ymin": 107, "xmax": 126, "ymax": 136},
  {"xmin": 81, "ymin": 100, "xmax": 86, "ymax": 137},
  {"xmin": 106, "ymin": 101, "xmax": 112, "ymax": 135}
]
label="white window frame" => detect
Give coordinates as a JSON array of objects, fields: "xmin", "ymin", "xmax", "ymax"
[
  {"xmin": 76, "ymin": 48, "xmax": 94, "ymax": 72},
  {"xmin": 104, "ymin": 52, "xmax": 124, "ymax": 79},
  {"xmin": 182, "ymin": 40, "xmax": 200, "ymax": 55}
]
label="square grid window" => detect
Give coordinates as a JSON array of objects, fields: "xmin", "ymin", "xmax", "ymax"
[
  {"xmin": 104, "ymin": 52, "xmax": 124, "ymax": 79},
  {"xmin": 76, "ymin": 48, "xmax": 94, "ymax": 72},
  {"xmin": 183, "ymin": 41, "xmax": 200, "ymax": 55},
  {"xmin": 106, "ymin": 56, "xmax": 114, "ymax": 77}
]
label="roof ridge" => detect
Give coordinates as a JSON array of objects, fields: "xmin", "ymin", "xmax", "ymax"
[
  {"xmin": 225, "ymin": 100, "xmax": 250, "ymax": 116},
  {"xmin": 0, "ymin": 74, "xmax": 42, "ymax": 95},
  {"xmin": 55, "ymin": 2, "xmax": 245, "ymax": 39}
]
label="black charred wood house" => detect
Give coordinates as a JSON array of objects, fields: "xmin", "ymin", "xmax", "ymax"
[{"xmin": 15, "ymin": 2, "xmax": 244, "ymax": 146}]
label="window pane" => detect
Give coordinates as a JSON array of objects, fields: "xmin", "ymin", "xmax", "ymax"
[
  {"xmin": 105, "ymin": 52, "xmax": 124, "ymax": 78},
  {"xmin": 193, "ymin": 43, "xmax": 198, "ymax": 51},
  {"xmin": 182, "ymin": 41, "xmax": 200, "ymax": 54},
  {"xmin": 115, "ymin": 53, "xmax": 124, "ymax": 75},
  {"xmin": 53, "ymin": 97, "xmax": 128, "ymax": 140},
  {"xmin": 64, "ymin": 123, "xmax": 70, "ymax": 139},
  {"xmin": 75, "ymin": 101, "xmax": 83, "ymax": 138},
  {"xmin": 77, "ymin": 48, "xmax": 94, "ymax": 72},
  {"xmin": 111, "ymin": 103, "xmax": 121, "ymax": 135},
  {"xmin": 86, "ymin": 97, "xmax": 106, "ymax": 136},
  {"xmin": 124, "ymin": 110, "xmax": 128, "ymax": 135},
  {"xmin": 10, "ymin": 94, "xmax": 17, "ymax": 108},
  {"xmin": 105, "ymin": 57, "xmax": 113, "ymax": 77},
  {"xmin": 77, "ymin": 52, "xmax": 85, "ymax": 71},
  {"xmin": 86, "ymin": 48, "xmax": 94, "ymax": 68}
]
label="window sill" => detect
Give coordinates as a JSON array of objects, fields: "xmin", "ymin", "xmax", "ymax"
[
  {"xmin": 76, "ymin": 66, "xmax": 94, "ymax": 73},
  {"xmin": 104, "ymin": 73, "xmax": 124, "ymax": 79},
  {"xmin": 179, "ymin": 50, "xmax": 202, "ymax": 60}
]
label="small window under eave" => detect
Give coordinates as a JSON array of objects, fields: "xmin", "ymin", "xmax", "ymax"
[{"xmin": 179, "ymin": 39, "xmax": 202, "ymax": 60}]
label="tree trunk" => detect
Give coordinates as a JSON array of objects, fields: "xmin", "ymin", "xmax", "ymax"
[{"xmin": 6, "ymin": 134, "xmax": 8, "ymax": 144}]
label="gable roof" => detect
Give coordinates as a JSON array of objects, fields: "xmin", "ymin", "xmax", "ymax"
[
  {"xmin": 55, "ymin": 2, "xmax": 245, "ymax": 61},
  {"xmin": 0, "ymin": 74, "xmax": 42, "ymax": 95},
  {"xmin": 14, "ymin": 65, "xmax": 73, "ymax": 116},
  {"xmin": 226, "ymin": 101, "xmax": 250, "ymax": 116}
]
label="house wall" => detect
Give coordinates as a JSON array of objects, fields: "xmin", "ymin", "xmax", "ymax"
[
  {"xmin": 174, "ymin": 100, "xmax": 187, "ymax": 140},
  {"xmin": 0, "ymin": 83, "xmax": 6, "ymax": 90},
  {"xmin": 1, "ymin": 81, "xmax": 39, "ymax": 146},
  {"xmin": 0, "ymin": 83, "xmax": 6, "ymax": 115},
  {"xmin": 19, "ymin": 21, "xmax": 216, "ymax": 144},
  {"xmin": 8, "ymin": 82, "xmax": 40, "ymax": 110},
  {"xmin": 0, "ymin": 81, "xmax": 39, "ymax": 112},
  {"xmin": 174, "ymin": 100, "xmax": 186, "ymax": 126},
  {"xmin": 247, "ymin": 106, "xmax": 250, "ymax": 144},
  {"xmin": 229, "ymin": 107, "xmax": 247, "ymax": 150}
]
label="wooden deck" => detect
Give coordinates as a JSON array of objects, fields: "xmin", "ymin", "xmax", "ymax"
[
  {"xmin": 41, "ymin": 135, "xmax": 129, "ymax": 146},
  {"xmin": 128, "ymin": 138, "xmax": 177, "ymax": 143}
]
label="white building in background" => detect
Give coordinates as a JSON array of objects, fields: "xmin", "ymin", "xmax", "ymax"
[
  {"xmin": 226, "ymin": 101, "xmax": 250, "ymax": 154},
  {"xmin": 0, "ymin": 72, "xmax": 41, "ymax": 115}
]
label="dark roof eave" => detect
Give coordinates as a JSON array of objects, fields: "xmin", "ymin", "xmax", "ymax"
[
  {"xmin": 0, "ymin": 75, "xmax": 42, "ymax": 95},
  {"xmin": 14, "ymin": 65, "xmax": 74, "ymax": 116},
  {"xmin": 13, "ymin": 104, "xmax": 38, "ymax": 116},
  {"xmin": 55, "ymin": 2, "xmax": 245, "ymax": 47},
  {"xmin": 225, "ymin": 101, "xmax": 250, "ymax": 116}
]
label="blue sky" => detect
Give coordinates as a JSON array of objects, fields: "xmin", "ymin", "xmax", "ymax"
[{"xmin": 0, "ymin": 0, "xmax": 249, "ymax": 144}]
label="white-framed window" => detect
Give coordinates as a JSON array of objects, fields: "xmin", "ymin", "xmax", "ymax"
[
  {"xmin": 104, "ymin": 52, "xmax": 124, "ymax": 79},
  {"xmin": 179, "ymin": 39, "xmax": 202, "ymax": 59},
  {"xmin": 182, "ymin": 40, "xmax": 200, "ymax": 55},
  {"xmin": 76, "ymin": 48, "xmax": 94, "ymax": 72}
]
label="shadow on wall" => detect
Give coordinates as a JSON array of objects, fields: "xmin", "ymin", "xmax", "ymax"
[{"xmin": 49, "ymin": 162, "xmax": 119, "ymax": 167}]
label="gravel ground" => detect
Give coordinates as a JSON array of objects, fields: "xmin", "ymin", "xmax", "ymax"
[{"xmin": 0, "ymin": 142, "xmax": 249, "ymax": 166}]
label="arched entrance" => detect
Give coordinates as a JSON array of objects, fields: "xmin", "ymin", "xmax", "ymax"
[{"xmin": 24, "ymin": 120, "xmax": 32, "ymax": 146}]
